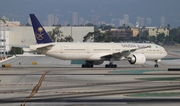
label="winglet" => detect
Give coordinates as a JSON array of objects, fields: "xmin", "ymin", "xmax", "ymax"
[{"xmin": 29, "ymin": 14, "xmax": 52, "ymax": 44}]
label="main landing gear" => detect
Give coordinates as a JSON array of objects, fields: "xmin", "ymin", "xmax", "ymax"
[
  {"xmin": 154, "ymin": 60, "xmax": 159, "ymax": 68},
  {"xmin": 105, "ymin": 63, "xmax": 117, "ymax": 68},
  {"xmin": 82, "ymin": 61, "xmax": 93, "ymax": 68},
  {"xmin": 105, "ymin": 58, "xmax": 117, "ymax": 68}
]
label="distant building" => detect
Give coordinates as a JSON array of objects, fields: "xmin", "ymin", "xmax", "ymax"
[
  {"xmin": 156, "ymin": 28, "xmax": 169, "ymax": 36},
  {"xmin": 91, "ymin": 15, "xmax": 99, "ymax": 25},
  {"xmin": 146, "ymin": 27, "xmax": 158, "ymax": 36},
  {"xmin": 128, "ymin": 23, "xmax": 134, "ymax": 28},
  {"xmin": 160, "ymin": 16, "xmax": 165, "ymax": 28},
  {"xmin": 135, "ymin": 22, "xmax": 139, "ymax": 28},
  {"xmin": 0, "ymin": 30, "xmax": 9, "ymax": 55},
  {"xmin": 119, "ymin": 19, "xmax": 125, "ymax": 26},
  {"xmin": 72, "ymin": 12, "xmax": 78, "ymax": 26},
  {"xmin": 28, "ymin": 17, "xmax": 32, "ymax": 25},
  {"xmin": 110, "ymin": 26, "xmax": 138, "ymax": 38},
  {"xmin": 131, "ymin": 28, "xmax": 139, "ymax": 37},
  {"xmin": 110, "ymin": 28, "xmax": 127, "ymax": 38},
  {"xmin": 5, "ymin": 21, "xmax": 20, "ymax": 26},
  {"xmin": 140, "ymin": 18, "xmax": 144, "ymax": 27},
  {"xmin": 84, "ymin": 21, "xmax": 90, "ymax": 25},
  {"xmin": 139, "ymin": 27, "xmax": 169, "ymax": 37},
  {"xmin": 79, "ymin": 17, "xmax": 84, "ymax": 25},
  {"xmin": 146, "ymin": 18, "xmax": 152, "ymax": 26},
  {"xmin": 137, "ymin": 17, "xmax": 141, "ymax": 27},
  {"xmin": 0, "ymin": 16, "xmax": 20, "ymax": 26},
  {"xmin": 54, "ymin": 16, "xmax": 58, "ymax": 25},
  {"xmin": 61, "ymin": 21, "xmax": 69, "ymax": 26},
  {"xmin": 47, "ymin": 14, "xmax": 54, "ymax": 26},
  {"xmin": 124, "ymin": 14, "xmax": 129, "ymax": 25},
  {"xmin": 137, "ymin": 17, "xmax": 144, "ymax": 27},
  {"xmin": 47, "ymin": 14, "xmax": 58, "ymax": 26},
  {"xmin": 111, "ymin": 19, "xmax": 120, "ymax": 27},
  {"xmin": 0, "ymin": 16, "xmax": 20, "ymax": 56}
]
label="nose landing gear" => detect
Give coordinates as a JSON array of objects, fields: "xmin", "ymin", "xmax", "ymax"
[{"xmin": 154, "ymin": 60, "xmax": 159, "ymax": 68}]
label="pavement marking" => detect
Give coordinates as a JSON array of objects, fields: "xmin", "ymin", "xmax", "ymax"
[
  {"xmin": 141, "ymin": 65, "xmax": 145, "ymax": 68},
  {"xmin": 21, "ymin": 71, "xmax": 49, "ymax": 106},
  {"xmin": 0, "ymin": 84, "xmax": 35, "ymax": 86},
  {"xmin": 136, "ymin": 77, "xmax": 180, "ymax": 81},
  {"xmin": 110, "ymin": 69, "xmax": 167, "ymax": 74},
  {"xmin": 125, "ymin": 92, "xmax": 180, "ymax": 97}
]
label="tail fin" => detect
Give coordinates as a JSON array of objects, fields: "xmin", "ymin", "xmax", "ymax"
[{"xmin": 29, "ymin": 14, "xmax": 52, "ymax": 44}]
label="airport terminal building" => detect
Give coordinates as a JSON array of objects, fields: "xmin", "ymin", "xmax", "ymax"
[{"xmin": 0, "ymin": 26, "xmax": 94, "ymax": 53}]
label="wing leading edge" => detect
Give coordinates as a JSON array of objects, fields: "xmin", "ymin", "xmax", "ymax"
[{"xmin": 100, "ymin": 45, "xmax": 151, "ymax": 59}]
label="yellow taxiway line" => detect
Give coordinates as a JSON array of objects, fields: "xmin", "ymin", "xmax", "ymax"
[{"xmin": 21, "ymin": 71, "xmax": 49, "ymax": 106}]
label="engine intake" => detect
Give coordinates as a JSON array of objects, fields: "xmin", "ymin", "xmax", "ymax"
[{"xmin": 128, "ymin": 54, "xmax": 146, "ymax": 65}]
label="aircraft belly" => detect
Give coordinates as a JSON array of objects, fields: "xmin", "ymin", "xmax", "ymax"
[{"xmin": 46, "ymin": 53, "xmax": 93, "ymax": 60}]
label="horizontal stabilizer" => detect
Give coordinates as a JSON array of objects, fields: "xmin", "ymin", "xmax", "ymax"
[{"xmin": 30, "ymin": 44, "xmax": 54, "ymax": 51}]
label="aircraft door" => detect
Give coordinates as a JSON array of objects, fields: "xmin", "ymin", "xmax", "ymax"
[
  {"xmin": 112, "ymin": 46, "xmax": 115, "ymax": 53},
  {"xmin": 86, "ymin": 46, "xmax": 90, "ymax": 53},
  {"xmin": 60, "ymin": 46, "xmax": 64, "ymax": 53}
]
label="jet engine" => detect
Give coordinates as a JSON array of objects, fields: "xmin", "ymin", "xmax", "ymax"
[{"xmin": 128, "ymin": 54, "xmax": 146, "ymax": 65}]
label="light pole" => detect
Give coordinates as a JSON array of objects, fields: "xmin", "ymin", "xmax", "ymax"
[{"xmin": 0, "ymin": 18, "xmax": 6, "ymax": 58}]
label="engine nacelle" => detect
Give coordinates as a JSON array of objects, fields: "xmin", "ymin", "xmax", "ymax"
[
  {"xmin": 92, "ymin": 61, "xmax": 104, "ymax": 65},
  {"xmin": 128, "ymin": 54, "xmax": 146, "ymax": 65}
]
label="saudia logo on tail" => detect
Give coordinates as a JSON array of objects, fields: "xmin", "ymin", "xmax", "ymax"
[{"xmin": 36, "ymin": 27, "xmax": 44, "ymax": 40}]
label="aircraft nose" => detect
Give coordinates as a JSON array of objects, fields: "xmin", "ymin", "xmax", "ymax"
[
  {"xmin": 164, "ymin": 48, "xmax": 168, "ymax": 56},
  {"xmin": 164, "ymin": 48, "xmax": 168, "ymax": 52}
]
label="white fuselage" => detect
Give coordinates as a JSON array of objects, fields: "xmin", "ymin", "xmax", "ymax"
[{"xmin": 30, "ymin": 42, "xmax": 167, "ymax": 61}]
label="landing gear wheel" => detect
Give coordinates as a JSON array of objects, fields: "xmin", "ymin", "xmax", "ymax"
[
  {"xmin": 82, "ymin": 64, "xmax": 85, "ymax": 68},
  {"xmin": 105, "ymin": 64, "xmax": 109, "ymax": 68},
  {"xmin": 113, "ymin": 64, "xmax": 117, "ymax": 68},
  {"xmin": 81, "ymin": 61, "xmax": 93, "ymax": 68},
  {"xmin": 154, "ymin": 64, "xmax": 158, "ymax": 68},
  {"xmin": 90, "ymin": 64, "xmax": 93, "ymax": 68},
  {"xmin": 154, "ymin": 60, "xmax": 159, "ymax": 68},
  {"xmin": 105, "ymin": 64, "xmax": 117, "ymax": 68}
]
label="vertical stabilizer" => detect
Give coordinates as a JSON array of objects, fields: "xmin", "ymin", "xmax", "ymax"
[{"xmin": 29, "ymin": 14, "xmax": 52, "ymax": 44}]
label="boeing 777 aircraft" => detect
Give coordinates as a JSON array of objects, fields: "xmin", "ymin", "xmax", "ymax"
[{"xmin": 29, "ymin": 14, "xmax": 167, "ymax": 68}]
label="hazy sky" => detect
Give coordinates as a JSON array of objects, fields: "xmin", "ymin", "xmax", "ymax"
[{"xmin": 1, "ymin": 0, "xmax": 180, "ymax": 27}]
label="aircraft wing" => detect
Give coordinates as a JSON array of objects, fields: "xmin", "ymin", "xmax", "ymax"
[{"xmin": 101, "ymin": 45, "xmax": 151, "ymax": 59}]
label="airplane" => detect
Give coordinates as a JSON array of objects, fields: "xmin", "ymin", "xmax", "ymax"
[{"xmin": 29, "ymin": 14, "xmax": 167, "ymax": 68}]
